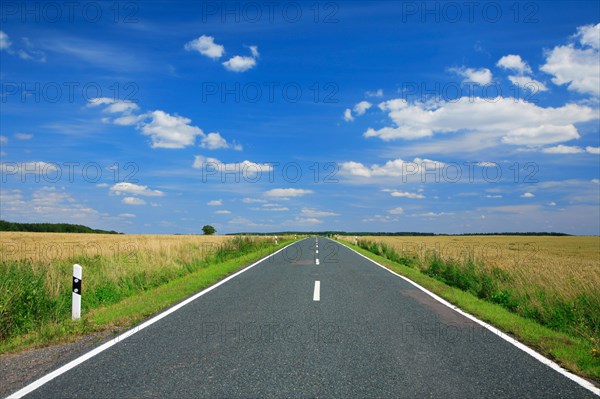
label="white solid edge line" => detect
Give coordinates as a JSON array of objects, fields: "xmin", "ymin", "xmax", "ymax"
[
  {"xmin": 6, "ymin": 239, "xmax": 303, "ymax": 399},
  {"xmin": 313, "ymin": 280, "xmax": 321, "ymax": 301},
  {"xmin": 335, "ymin": 239, "xmax": 600, "ymax": 396}
]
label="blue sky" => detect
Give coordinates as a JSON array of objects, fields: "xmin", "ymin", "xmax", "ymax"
[{"xmin": 1, "ymin": 1, "xmax": 599, "ymax": 234}]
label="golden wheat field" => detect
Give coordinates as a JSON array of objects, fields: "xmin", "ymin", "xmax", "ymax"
[
  {"xmin": 341, "ymin": 235, "xmax": 600, "ymax": 303},
  {"xmin": 0, "ymin": 232, "xmax": 266, "ymax": 298}
]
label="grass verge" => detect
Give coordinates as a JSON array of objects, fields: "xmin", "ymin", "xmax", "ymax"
[
  {"xmin": 341, "ymin": 240, "xmax": 600, "ymax": 384},
  {"xmin": 0, "ymin": 239, "xmax": 292, "ymax": 354}
]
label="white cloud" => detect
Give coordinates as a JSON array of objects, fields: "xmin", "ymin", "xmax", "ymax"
[
  {"xmin": 88, "ymin": 98, "xmax": 239, "ymax": 150},
  {"xmin": 0, "ymin": 31, "xmax": 11, "ymax": 50},
  {"xmin": 242, "ymin": 197, "xmax": 267, "ymax": 203},
  {"xmin": 249, "ymin": 45, "xmax": 259, "ymax": 58},
  {"xmin": 96, "ymin": 183, "xmax": 109, "ymax": 188},
  {"xmin": 389, "ymin": 191, "xmax": 425, "ymax": 199},
  {"xmin": 502, "ymin": 124, "xmax": 580, "ymax": 146},
  {"xmin": 365, "ymin": 96, "xmax": 596, "ymax": 145},
  {"xmin": 192, "ymin": 156, "xmax": 273, "ymax": 176},
  {"xmin": 0, "ymin": 187, "xmax": 101, "ymax": 222},
  {"xmin": 223, "ymin": 55, "xmax": 257, "ymax": 72},
  {"xmin": 548, "ymin": 202, "xmax": 557, "ymax": 206},
  {"xmin": 339, "ymin": 157, "xmax": 444, "ymax": 178},
  {"xmin": 586, "ymin": 146, "xmax": 600, "ymax": 154},
  {"xmin": 497, "ymin": 54, "xmax": 532, "ymax": 74},
  {"xmin": 576, "ymin": 23, "xmax": 600, "ymax": 50},
  {"xmin": 365, "ymin": 89, "xmax": 384, "ymax": 98},
  {"xmin": 104, "ymin": 101, "xmax": 139, "ymax": 114},
  {"xmin": 451, "ymin": 67, "xmax": 493, "ymax": 85},
  {"xmin": 0, "ymin": 135, "xmax": 8, "ymax": 144},
  {"xmin": 207, "ymin": 200, "xmax": 222, "ymax": 206},
  {"xmin": 14, "ymin": 132, "xmax": 33, "ymax": 140},
  {"xmin": 264, "ymin": 188, "xmax": 314, "ymax": 199},
  {"xmin": 414, "ymin": 212, "xmax": 455, "ymax": 217},
  {"xmin": 295, "ymin": 217, "xmax": 323, "ymax": 225},
  {"xmin": 542, "ymin": 145, "xmax": 584, "ymax": 154},
  {"xmin": 388, "ymin": 207, "xmax": 404, "ymax": 215},
  {"xmin": 485, "ymin": 195, "xmax": 503, "ymax": 198},
  {"xmin": 521, "ymin": 192, "xmax": 535, "ymax": 198},
  {"xmin": 200, "ymin": 132, "xmax": 241, "ymax": 150},
  {"xmin": 140, "ymin": 110, "xmax": 204, "ymax": 149},
  {"xmin": 507, "ymin": 75, "xmax": 548, "ymax": 92},
  {"xmin": 184, "ymin": 35, "xmax": 225, "ymax": 59},
  {"xmin": 541, "ymin": 23, "xmax": 600, "ymax": 96},
  {"xmin": 122, "ymin": 197, "xmax": 146, "ymax": 205},
  {"xmin": 215, "ymin": 210, "xmax": 231, "ymax": 215},
  {"xmin": 353, "ymin": 101, "xmax": 372, "ymax": 116},
  {"xmin": 119, "ymin": 213, "xmax": 136, "ymax": 218},
  {"xmin": 110, "ymin": 182, "xmax": 164, "ymax": 197},
  {"xmin": 343, "ymin": 108, "xmax": 354, "ymax": 122},
  {"xmin": 301, "ymin": 208, "xmax": 339, "ymax": 217},
  {"xmin": 362, "ymin": 214, "xmax": 399, "ymax": 223}
]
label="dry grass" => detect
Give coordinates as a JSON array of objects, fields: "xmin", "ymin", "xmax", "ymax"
[
  {"xmin": 340, "ymin": 235, "xmax": 600, "ymax": 305},
  {"xmin": 0, "ymin": 233, "xmax": 260, "ymax": 299}
]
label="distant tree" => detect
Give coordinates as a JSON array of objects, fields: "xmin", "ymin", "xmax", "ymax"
[{"xmin": 202, "ymin": 225, "xmax": 216, "ymax": 235}]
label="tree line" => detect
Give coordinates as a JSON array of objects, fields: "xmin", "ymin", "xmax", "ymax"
[{"xmin": 0, "ymin": 220, "xmax": 121, "ymax": 234}]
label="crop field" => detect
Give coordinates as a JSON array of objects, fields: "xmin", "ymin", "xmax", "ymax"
[
  {"xmin": 340, "ymin": 235, "xmax": 600, "ymax": 342},
  {"xmin": 0, "ymin": 232, "xmax": 283, "ymax": 347}
]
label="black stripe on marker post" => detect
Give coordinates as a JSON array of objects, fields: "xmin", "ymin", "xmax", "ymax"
[{"xmin": 73, "ymin": 276, "xmax": 82, "ymax": 295}]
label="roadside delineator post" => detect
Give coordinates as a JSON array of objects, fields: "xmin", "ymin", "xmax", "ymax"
[
  {"xmin": 274, "ymin": 235, "xmax": 278, "ymax": 245},
  {"xmin": 72, "ymin": 264, "xmax": 82, "ymax": 320},
  {"xmin": 354, "ymin": 236, "xmax": 358, "ymax": 245}
]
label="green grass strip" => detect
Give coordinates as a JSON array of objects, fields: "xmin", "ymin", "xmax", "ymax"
[{"xmin": 0, "ymin": 240, "xmax": 292, "ymax": 354}]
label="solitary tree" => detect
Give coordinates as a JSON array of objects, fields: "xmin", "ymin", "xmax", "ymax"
[{"xmin": 202, "ymin": 225, "xmax": 216, "ymax": 235}]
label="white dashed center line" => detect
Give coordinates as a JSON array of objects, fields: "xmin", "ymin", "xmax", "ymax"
[{"xmin": 313, "ymin": 281, "xmax": 320, "ymax": 301}]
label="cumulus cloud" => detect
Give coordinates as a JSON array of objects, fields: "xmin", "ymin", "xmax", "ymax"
[
  {"xmin": 184, "ymin": 35, "xmax": 225, "ymax": 59},
  {"xmin": 541, "ymin": 23, "xmax": 600, "ymax": 96},
  {"xmin": 353, "ymin": 101, "xmax": 372, "ymax": 116},
  {"xmin": 388, "ymin": 190, "xmax": 425, "ymax": 199},
  {"xmin": 497, "ymin": 54, "xmax": 532, "ymax": 74},
  {"xmin": 343, "ymin": 108, "xmax": 354, "ymax": 122},
  {"xmin": 110, "ymin": 182, "xmax": 164, "ymax": 197},
  {"xmin": 192, "ymin": 156, "xmax": 273, "ymax": 176},
  {"xmin": 521, "ymin": 192, "xmax": 535, "ymax": 198},
  {"xmin": 200, "ymin": 132, "xmax": 242, "ymax": 150},
  {"xmin": 388, "ymin": 207, "xmax": 404, "ymax": 215},
  {"xmin": 140, "ymin": 110, "xmax": 204, "ymax": 149},
  {"xmin": 207, "ymin": 200, "xmax": 222, "ymax": 206},
  {"xmin": 542, "ymin": 145, "xmax": 584, "ymax": 154},
  {"xmin": 222, "ymin": 46, "xmax": 259, "ymax": 72},
  {"xmin": 339, "ymin": 157, "xmax": 444, "ymax": 178},
  {"xmin": 586, "ymin": 146, "xmax": 600, "ymax": 154},
  {"xmin": 215, "ymin": 210, "xmax": 231, "ymax": 215},
  {"xmin": 264, "ymin": 188, "xmax": 314, "ymax": 199},
  {"xmin": 88, "ymin": 98, "xmax": 240, "ymax": 150},
  {"xmin": 507, "ymin": 75, "xmax": 548, "ymax": 92},
  {"xmin": 365, "ymin": 97, "xmax": 596, "ymax": 145},
  {"xmin": 451, "ymin": 67, "xmax": 493, "ymax": 85}
]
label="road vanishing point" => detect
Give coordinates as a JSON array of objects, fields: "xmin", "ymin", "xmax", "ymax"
[{"xmin": 8, "ymin": 238, "xmax": 599, "ymax": 398}]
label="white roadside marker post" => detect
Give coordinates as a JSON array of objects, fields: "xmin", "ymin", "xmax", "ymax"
[
  {"xmin": 72, "ymin": 264, "xmax": 82, "ymax": 320},
  {"xmin": 354, "ymin": 236, "xmax": 358, "ymax": 245},
  {"xmin": 274, "ymin": 235, "xmax": 278, "ymax": 245}
]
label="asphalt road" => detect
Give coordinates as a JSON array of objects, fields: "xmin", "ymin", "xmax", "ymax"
[{"xmin": 10, "ymin": 238, "xmax": 598, "ymax": 398}]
